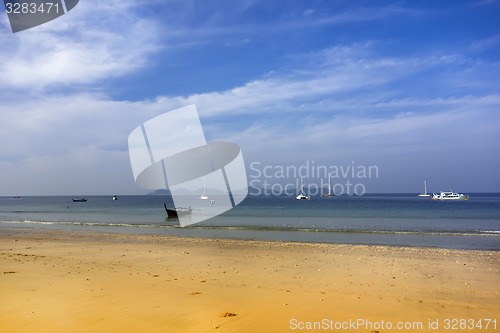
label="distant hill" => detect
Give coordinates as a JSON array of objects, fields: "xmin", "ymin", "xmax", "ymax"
[
  {"xmin": 148, "ymin": 189, "xmax": 171, "ymax": 195},
  {"xmin": 148, "ymin": 188, "xmax": 229, "ymax": 195}
]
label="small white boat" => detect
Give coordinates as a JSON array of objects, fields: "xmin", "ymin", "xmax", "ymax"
[
  {"xmin": 296, "ymin": 178, "xmax": 309, "ymax": 200},
  {"xmin": 431, "ymin": 191, "xmax": 470, "ymax": 200},
  {"xmin": 200, "ymin": 178, "xmax": 208, "ymax": 200},
  {"xmin": 112, "ymin": 195, "xmax": 118, "ymax": 201},
  {"xmin": 296, "ymin": 193, "xmax": 309, "ymax": 200},
  {"xmin": 418, "ymin": 181, "xmax": 430, "ymax": 197},
  {"xmin": 322, "ymin": 175, "xmax": 335, "ymax": 197}
]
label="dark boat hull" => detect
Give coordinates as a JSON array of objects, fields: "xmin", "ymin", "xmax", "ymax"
[{"xmin": 164, "ymin": 204, "xmax": 192, "ymax": 218}]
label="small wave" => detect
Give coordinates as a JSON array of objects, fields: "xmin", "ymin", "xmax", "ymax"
[
  {"xmin": 478, "ymin": 230, "xmax": 500, "ymax": 234},
  {"xmin": 2, "ymin": 219, "xmax": 499, "ymax": 237},
  {"xmin": 185, "ymin": 224, "xmax": 500, "ymax": 237},
  {"xmin": 1, "ymin": 220, "xmax": 177, "ymax": 229}
]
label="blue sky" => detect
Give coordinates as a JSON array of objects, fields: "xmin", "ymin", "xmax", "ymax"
[{"xmin": 0, "ymin": 0, "xmax": 499, "ymax": 195}]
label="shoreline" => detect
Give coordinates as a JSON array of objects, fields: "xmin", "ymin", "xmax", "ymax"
[
  {"xmin": 2, "ymin": 225, "xmax": 499, "ymax": 251},
  {"xmin": 1, "ymin": 222, "xmax": 499, "ymax": 251},
  {"xmin": 1, "ymin": 227, "xmax": 499, "ymax": 332}
]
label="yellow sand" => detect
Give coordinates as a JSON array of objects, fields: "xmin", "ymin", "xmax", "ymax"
[{"xmin": 1, "ymin": 228, "xmax": 498, "ymax": 332}]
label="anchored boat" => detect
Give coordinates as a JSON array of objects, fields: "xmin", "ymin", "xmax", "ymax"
[
  {"xmin": 164, "ymin": 203, "xmax": 192, "ymax": 218},
  {"xmin": 418, "ymin": 180, "xmax": 431, "ymax": 197},
  {"xmin": 200, "ymin": 177, "xmax": 209, "ymax": 200},
  {"xmin": 322, "ymin": 175, "xmax": 335, "ymax": 197},
  {"xmin": 431, "ymin": 191, "xmax": 470, "ymax": 201},
  {"xmin": 296, "ymin": 178, "xmax": 310, "ymax": 200}
]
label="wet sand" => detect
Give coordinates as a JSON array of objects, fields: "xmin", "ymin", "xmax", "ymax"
[{"xmin": 1, "ymin": 228, "xmax": 499, "ymax": 332}]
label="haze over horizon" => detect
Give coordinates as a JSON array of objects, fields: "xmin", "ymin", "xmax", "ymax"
[{"xmin": 1, "ymin": 0, "xmax": 499, "ymax": 196}]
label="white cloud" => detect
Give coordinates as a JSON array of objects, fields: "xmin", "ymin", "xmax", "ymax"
[
  {"xmin": 470, "ymin": 35, "xmax": 499, "ymax": 52},
  {"xmin": 146, "ymin": 46, "xmax": 488, "ymax": 120},
  {"xmin": 0, "ymin": 94, "xmax": 167, "ymax": 160},
  {"xmin": 0, "ymin": 0, "xmax": 160, "ymax": 90},
  {"xmin": 219, "ymin": 102, "xmax": 500, "ymax": 159}
]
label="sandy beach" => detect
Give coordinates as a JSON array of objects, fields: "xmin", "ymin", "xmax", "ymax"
[{"xmin": 0, "ymin": 228, "xmax": 498, "ymax": 332}]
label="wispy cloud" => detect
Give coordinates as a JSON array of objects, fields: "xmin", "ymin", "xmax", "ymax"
[
  {"xmin": 469, "ymin": 0, "xmax": 498, "ymax": 7},
  {"xmin": 150, "ymin": 44, "xmax": 492, "ymax": 118},
  {"xmin": 0, "ymin": 0, "xmax": 160, "ymax": 91},
  {"xmin": 470, "ymin": 35, "xmax": 500, "ymax": 52},
  {"xmin": 156, "ymin": 3, "xmax": 420, "ymax": 41},
  {"xmin": 2, "ymin": 40, "xmax": 497, "ymax": 163}
]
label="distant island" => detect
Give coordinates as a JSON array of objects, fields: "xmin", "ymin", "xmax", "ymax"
[
  {"xmin": 148, "ymin": 188, "xmax": 229, "ymax": 195},
  {"xmin": 148, "ymin": 189, "xmax": 171, "ymax": 195}
]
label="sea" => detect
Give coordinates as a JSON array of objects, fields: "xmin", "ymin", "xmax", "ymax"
[{"xmin": 1, "ymin": 193, "xmax": 499, "ymax": 250}]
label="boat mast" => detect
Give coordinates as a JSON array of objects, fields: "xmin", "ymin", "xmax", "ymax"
[
  {"xmin": 328, "ymin": 174, "xmax": 332, "ymax": 195},
  {"xmin": 200, "ymin": 177, "xmax": 209, "ymax": 199}
]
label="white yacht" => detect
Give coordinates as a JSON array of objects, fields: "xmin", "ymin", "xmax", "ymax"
[
  {"xmin": 431, "ymin": 191, "xmax": 469, "ymax": 200},
  {"xmin": 296, "ymin": 178, "xmax": 309, "ymax": 200},
  {"xmin": 200, "ymin": 177, "xmax": 209, "ymax": 200},
  {"xmin": 418, "ymin": 180, "xmax": 430, "ymax": 197},
  {"xmin": 322, "ymin": 175, "xmax": 335, "ymax": 197}
]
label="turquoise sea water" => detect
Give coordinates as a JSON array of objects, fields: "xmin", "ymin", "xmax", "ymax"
[{"xmin": 1, "ymin": 194, "xmax": 499, "ymax": 250}]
